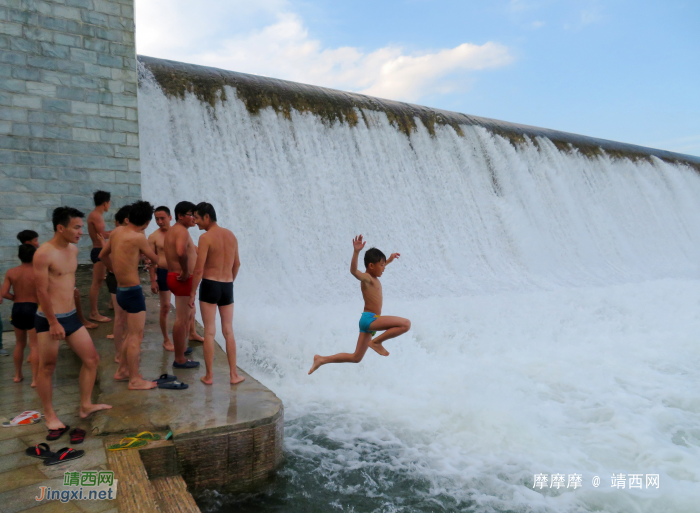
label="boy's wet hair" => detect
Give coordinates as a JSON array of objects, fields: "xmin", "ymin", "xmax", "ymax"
[
  {"xmin": 18, "ymin": 244, "xmax": 36, "ymax": 263},
  {"xmin": 174, "ymin": 201, "xmax": 196, "ymax": 219},
  {"xmin": 127, "ymin": 200, "xmax": 154, "ymax": 227},
  {"xmin": 52, "ymin": 206, "xmax": 84, "ymax": 231},
  {"xmin": 115, "ymin": 205, "xmax": 131, "ymax": 225},
  {"xmin": 194, "ymin": 202, "xmax": 217, "ymax": 222},
  {"xmin": 364, "ymin": 248, "xmax": 387, "ymax": 268},
  {"xmin": 17, "ymin": 230, "xmax": 38, "ymax": 244},
  {"xmin": 155, "ymin": 205, "xmax": 171, "ymax": 216},
  {"xmin": 93, "ymin": 190, "xmax": 111, "ymax": 206}
]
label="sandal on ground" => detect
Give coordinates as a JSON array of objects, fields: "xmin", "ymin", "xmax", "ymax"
[
  {"xmin": 107, "ymin": 437, "xmax": 148, "ymax": 451},
  {"xmin": 152, "ymin": 373, "xmax": 177, "ymax": 384},
  {"xmin": 158, "ymin": 380, "xmax": 188, "ymax": 390},
  {"xmin": 70, "ymin": 428, "xmax": 86, "ymax": 444},
  {"xmin": 124, "ymin": 431, "xmax": 161, "ymax": 440},
  {"xmin": 44, "ymin": 447, "xmax": 84, "ymax": 466},
  {"xmin": 26, "ymin": 443, "xmax": 55, "ymax": 460},
  {"xmin": 2, "ymin": 410, "xmax": 42, "ymax": 427},
  {"xmin": 172, "ymin": 360, "xmax": 200, "ymax": 369},
  {"xmin": 46, "ymin": 425, "xmax": 70, "ymax": 441}
]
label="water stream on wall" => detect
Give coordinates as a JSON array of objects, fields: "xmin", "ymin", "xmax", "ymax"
[{"xmin": 137, "ymin": 67, "xmax": 700, "ymax": 513}]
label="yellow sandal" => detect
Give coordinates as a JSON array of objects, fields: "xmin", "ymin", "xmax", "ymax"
[
  {"xmin": 124, "ymin": 431, "xmax": 161, "ymax": 441},
  {"xmin": 107, "ymin": 437, "xmax": 148, "ymax": 451}
]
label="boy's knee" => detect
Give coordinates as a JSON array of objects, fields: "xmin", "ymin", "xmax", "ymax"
[
  {"xmin": 41, "ymin": 360, "xmax": 57, "ymax": 373},
  {"xmin": 84, "ymin": 352, "xmax": 99, "ymax": 368},
  {"xmin": 350, "ymin": 354, "xmax": 363, "ymax": 363}
]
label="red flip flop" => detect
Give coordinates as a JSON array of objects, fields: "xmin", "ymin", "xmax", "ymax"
[
  {"xmin": 69, "ymin": 428, "xmax": 86, "ymax": 444},
  {"xmin": 46, "ymin": 425, "xmax": 70, "ymax": 441}
]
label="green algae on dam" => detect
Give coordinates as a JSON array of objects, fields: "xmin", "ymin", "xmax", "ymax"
[{"xmin": 137, "ymin": 55, "xmax": 700, "ymax": 170}]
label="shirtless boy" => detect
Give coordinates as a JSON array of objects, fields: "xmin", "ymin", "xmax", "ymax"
[
  {"xmin": 99, "ymin": 201, "xmax": 160, "ymax": 390},
  {"xmin": 33, "ymin": 207, "xmax": 111, "ymax": 434},
  {"xmin": 309, "ymin": 235, "xmax": 411, "ymax": 374},
  {"xmin": 102, "ymin": 205, "xmax": 131, "ymax": 361},
  {"xmin": 87, "ymin": 190, "xmax": 112, "ymax": 323},
  {"xmin": 1, "ymin": 244, "xmax": 39, "ymax": 385},
  {"xmin": 189, "ymin": 202, "xmax": 244, "ymax": 385},
  {"xmin": 148, "ymin": 206, "xmax": 175, "ymax": 350},
  {"xmin": 164, "ymin": 201, "xmax": 200, "ymax": 369}
]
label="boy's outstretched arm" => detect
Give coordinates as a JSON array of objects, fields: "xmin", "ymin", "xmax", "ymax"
[
  {"xmin": 385, "ymin": 253, "xmax": 400, "ymax": 265},
  {"xmin": 350, "ymin": 235, "xmax": 370, "ymax": 281}
]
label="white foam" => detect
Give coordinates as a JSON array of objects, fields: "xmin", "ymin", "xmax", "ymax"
[{"xmin": 138, "ymin": 70, "xmax": 700, "ymax": 511}]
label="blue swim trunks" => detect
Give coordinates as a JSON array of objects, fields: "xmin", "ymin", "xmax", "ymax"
[
  {"xmin": 359, "ymin": 312, "xmax": 378, "ymax": 335},
  {"xmin": 116, "ymin": 285, "xmax": 146, "ymax": 314}
]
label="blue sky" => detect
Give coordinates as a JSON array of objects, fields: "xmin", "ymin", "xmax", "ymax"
[{"xmin": 136, "ymin": 0, "xmax": 700, "ymax": 156}]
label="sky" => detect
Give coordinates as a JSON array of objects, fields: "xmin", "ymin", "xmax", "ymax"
[{"xmin": 134, "ymin": 0, "xmax": 700, "ymax": 156}]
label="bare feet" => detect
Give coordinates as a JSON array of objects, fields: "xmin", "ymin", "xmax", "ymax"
[
  {"xmin": 201, "ymin": 376, "xmax": 213, "ymax": 385},
  {"xmin": 128, "ymin": 379, "xmax": 157, "ymax": 391},
  {"xmin": 44, "ymin": 417, "xmax": 66, "ymax": 431},
  {"xmin": 114, "ymin": 371, "xmax": 129, "ymax": 382},
  {"xmin": 230, "ymin": 374, "xmax": 245, "ymax": 385},
  {"xmin": 90, "ymin": 314, "xmax": 112, "ymax": 323},
  {"xmin": 106, "ymin": 334, "xmax": 114, "ymax": 339},
  {"xmin": 163, "ymin": 341, "xmax": 175, "ymax": 351},
  {"xmin": 80, "ymin": 404, "xmax": 112, "ymax": 418},
  {"xmin": 370, "ymin": 340, "xmax": 390, "ymax": 356},
  {"xmin": 26, "ymin": 356, "xmax": 31, "ymax": 363},
  {"xmin": 308, "ymin": 355, "xmax": 323, "ymax": 375},
  {"xmin": 83, "ymin": 321, "xmax": 98, "ymax": 329},
  {"xmin": 189, "ymin": 333, "xmax": 204, "ymax": 343},
  {"xmin": 13, "ymin": 374, "xmax": 23, "ymax": 383},
  {"xmin": 30, "ymin": 381, "xmax": 37, "ymax": 388}
]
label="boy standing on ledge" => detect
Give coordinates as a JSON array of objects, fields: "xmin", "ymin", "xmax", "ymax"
[
  {"xmin": 87, "ymin": 190, "xmax": 112, "ymax": 323},
  {"xmin": 309, "ymin": 235, "xmax": 411, "ymax": 374}
]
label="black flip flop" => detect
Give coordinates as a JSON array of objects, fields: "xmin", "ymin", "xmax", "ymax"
[
  {"xmin": 44, "ymin": 447, "xmax": 84, "ymax": 466},
  {"xmin": 26, "ymin": 443, "xmax": 55, "ymax": 460},
  {"xmin": 172, "ymin": 360, "xmax": 200, "ymax": 369},
  {"xmin": 152, "ymin": 373, "xmax": 178, "ymax": 384},
  {"xmin": 70, "ymin": 428, "xmax": 86, "ymax": 444},
  {"xmin": 46, "ymin": 425, "xmax": 70, "ymax": 441},
  {"xmin": 158, "ymin": 380, "xmax": 189, "ymax": 390}
]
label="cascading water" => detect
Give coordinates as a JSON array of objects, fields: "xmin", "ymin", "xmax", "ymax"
[{"xmin": 137, "ymin": 59, "xmax": 700, "ymax": 513}]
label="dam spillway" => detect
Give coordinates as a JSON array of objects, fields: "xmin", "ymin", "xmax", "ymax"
[{"xmin": 136, "ymin": 55, "xmax": 700, "ymax": 512}]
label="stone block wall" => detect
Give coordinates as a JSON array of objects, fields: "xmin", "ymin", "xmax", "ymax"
[{"xmin": 0, "ymin": 0, "xmax": 140, "ymax": 325}]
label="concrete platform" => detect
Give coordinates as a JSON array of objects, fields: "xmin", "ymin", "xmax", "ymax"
[{"xmin": 0, "ymin": 266, "xmax": 284, "ymax": 511}]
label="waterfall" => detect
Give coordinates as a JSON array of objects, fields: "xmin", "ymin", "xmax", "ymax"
[{"xmin": 137, "ymin": 57, "xmax": 700, "ymax": 513}]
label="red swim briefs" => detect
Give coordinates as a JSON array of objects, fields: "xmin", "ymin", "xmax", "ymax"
[{"xmin": 166, "ymin": 272, "xmax": 193, "ymax": 297}]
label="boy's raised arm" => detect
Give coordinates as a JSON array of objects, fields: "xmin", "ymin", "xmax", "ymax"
[
  {"xmin": 350, "ymin": 235, "xmax": 370, "ymax": 281},
  {"xmin": 386, "ymin": 253, "xmax": 400, "ymax": 265}
]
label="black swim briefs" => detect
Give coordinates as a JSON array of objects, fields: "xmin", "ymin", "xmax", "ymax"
[
  {"xmin": 11, "ymin": 302, "xmax": 38, "ymax": 331},
  {"xmin": 90, "ymin": 247, "xmax": 101, "ymax": 264},
  {"xmin": 35, "ymin": 310, "xmax": 83, "ymax": 338},
  {"xmin": 105, "ymin": 271, "xmax": 117, "ymax": 295},
  {"xmin": 199, "ymin": 278, "xmax": 234, "ymax": 306},
  {"xmin": 156, "ymin": 268, "xmax": 169, "ymax": 292},
  {"xmin": 116, "ymin": 285, "xmax": 146, "ymax": 314}
]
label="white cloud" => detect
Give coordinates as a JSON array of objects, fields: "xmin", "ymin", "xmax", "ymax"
[
  {"xmin": 135, "ymin": 1, "xmax": 513, "ymax": 103},
  {"xmin": 531, "ymin": 20, "xmax": 546, "ymax": 29}
]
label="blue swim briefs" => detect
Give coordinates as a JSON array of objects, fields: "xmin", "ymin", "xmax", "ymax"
[
  {"xmin": 116, "ymin": 285, "xmax": 146, "ymax": 314},
  {"xmin": 156, "ymin": 268, "xmax": 169, "ymax": 292},
  {"xmin": 359, "ymin": 312, "xmax": 378, "ymax": 335}
]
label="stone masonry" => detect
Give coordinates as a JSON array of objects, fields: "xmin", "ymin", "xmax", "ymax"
[{"xmin": 0, "ymin": 0, "xmax": 140, "ymax": 324}]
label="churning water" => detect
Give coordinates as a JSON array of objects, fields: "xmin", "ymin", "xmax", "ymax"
[{"xmin": 137, "ymin": 66, "xmax": 700, "ymax": 512}]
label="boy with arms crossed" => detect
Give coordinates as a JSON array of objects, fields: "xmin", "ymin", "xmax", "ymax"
[
  {"xmin": 99, "ymin": 201, "xmax": 160, "ymax": 391},
  {"xmin": 189, "ymin": 202, "xmax": 244, "ymax": 385},
  {"xmin": 34, "ymin": 207, "xmax": 111, "ymax": 434},
  {"xmin": 1, "ymin": 244, "xmax": 39, "ymax": 384},
  {"xmin": 309, "ymin": 235, "xmax": 411, "ymax": 375}
]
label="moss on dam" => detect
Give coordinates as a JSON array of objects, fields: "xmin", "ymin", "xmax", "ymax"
[{"xmin": 137, "ymin": 56, "xmax": 700, "ymax": 170}]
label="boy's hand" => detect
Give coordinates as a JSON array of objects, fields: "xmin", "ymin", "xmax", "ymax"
[
  {"xmin": 353, "ymin": 235, "xmax": 366, "ymax": 252},
  {"xmin": 387, "ymin": 253, "xmax": 400, "ymax": 264}
]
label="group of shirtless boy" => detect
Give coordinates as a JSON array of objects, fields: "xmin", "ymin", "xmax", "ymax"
[
  {"xmin": 1, "ymin": 191, "xmax": 243, "ymax": 436},
  {"xmin": 2, "ymin": 188, "xmax": 412, "ymax": 436}
]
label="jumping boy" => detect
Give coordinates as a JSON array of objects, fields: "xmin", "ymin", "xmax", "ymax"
[
  {"xmin": 1, "ymin": 244, "xmax": 39, "ymax": 385},
  {"xmin": 308, "ymin": 235, "xmax": 411, "ymax": 374}
]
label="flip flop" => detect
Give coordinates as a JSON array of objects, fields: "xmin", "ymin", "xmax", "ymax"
[
  {"xmin": 2, "ymin": 410, "xmax": 42, "ymax": 427},
  {"xmin": 124, "ymin": 431, "xmax": 161, "ymax": 440},
  {"xmin": 172, "ymin": 360, "xmax": 200, "ymax": 369},
  {"xmin": 158, "ymin": 380, "xmax": 189, "ymax": 390},
  {"xmin": 44, "ymin": 447, "xmax": 85, "ymax": 466},
  {"xmin": 152, "ymin": 373, "xmax": 177, "ymax": 384},
  {"xmin": 107, "ymin": 437, "xmax": 148, "ymax": 451},
  {"xmin": 46, "ymin": 425, "xmax": 70, "ymax": 441},
  {"xmin": 185, "ymin": 346, "xmax": 193, "ymax": 355},
  {"xmin": 25, "ymin": 443, "xmax": 55, "ymax": 460},
  {"xmin": 70, "ymin": 428, "xmax": 86, "ymax": 444}
]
